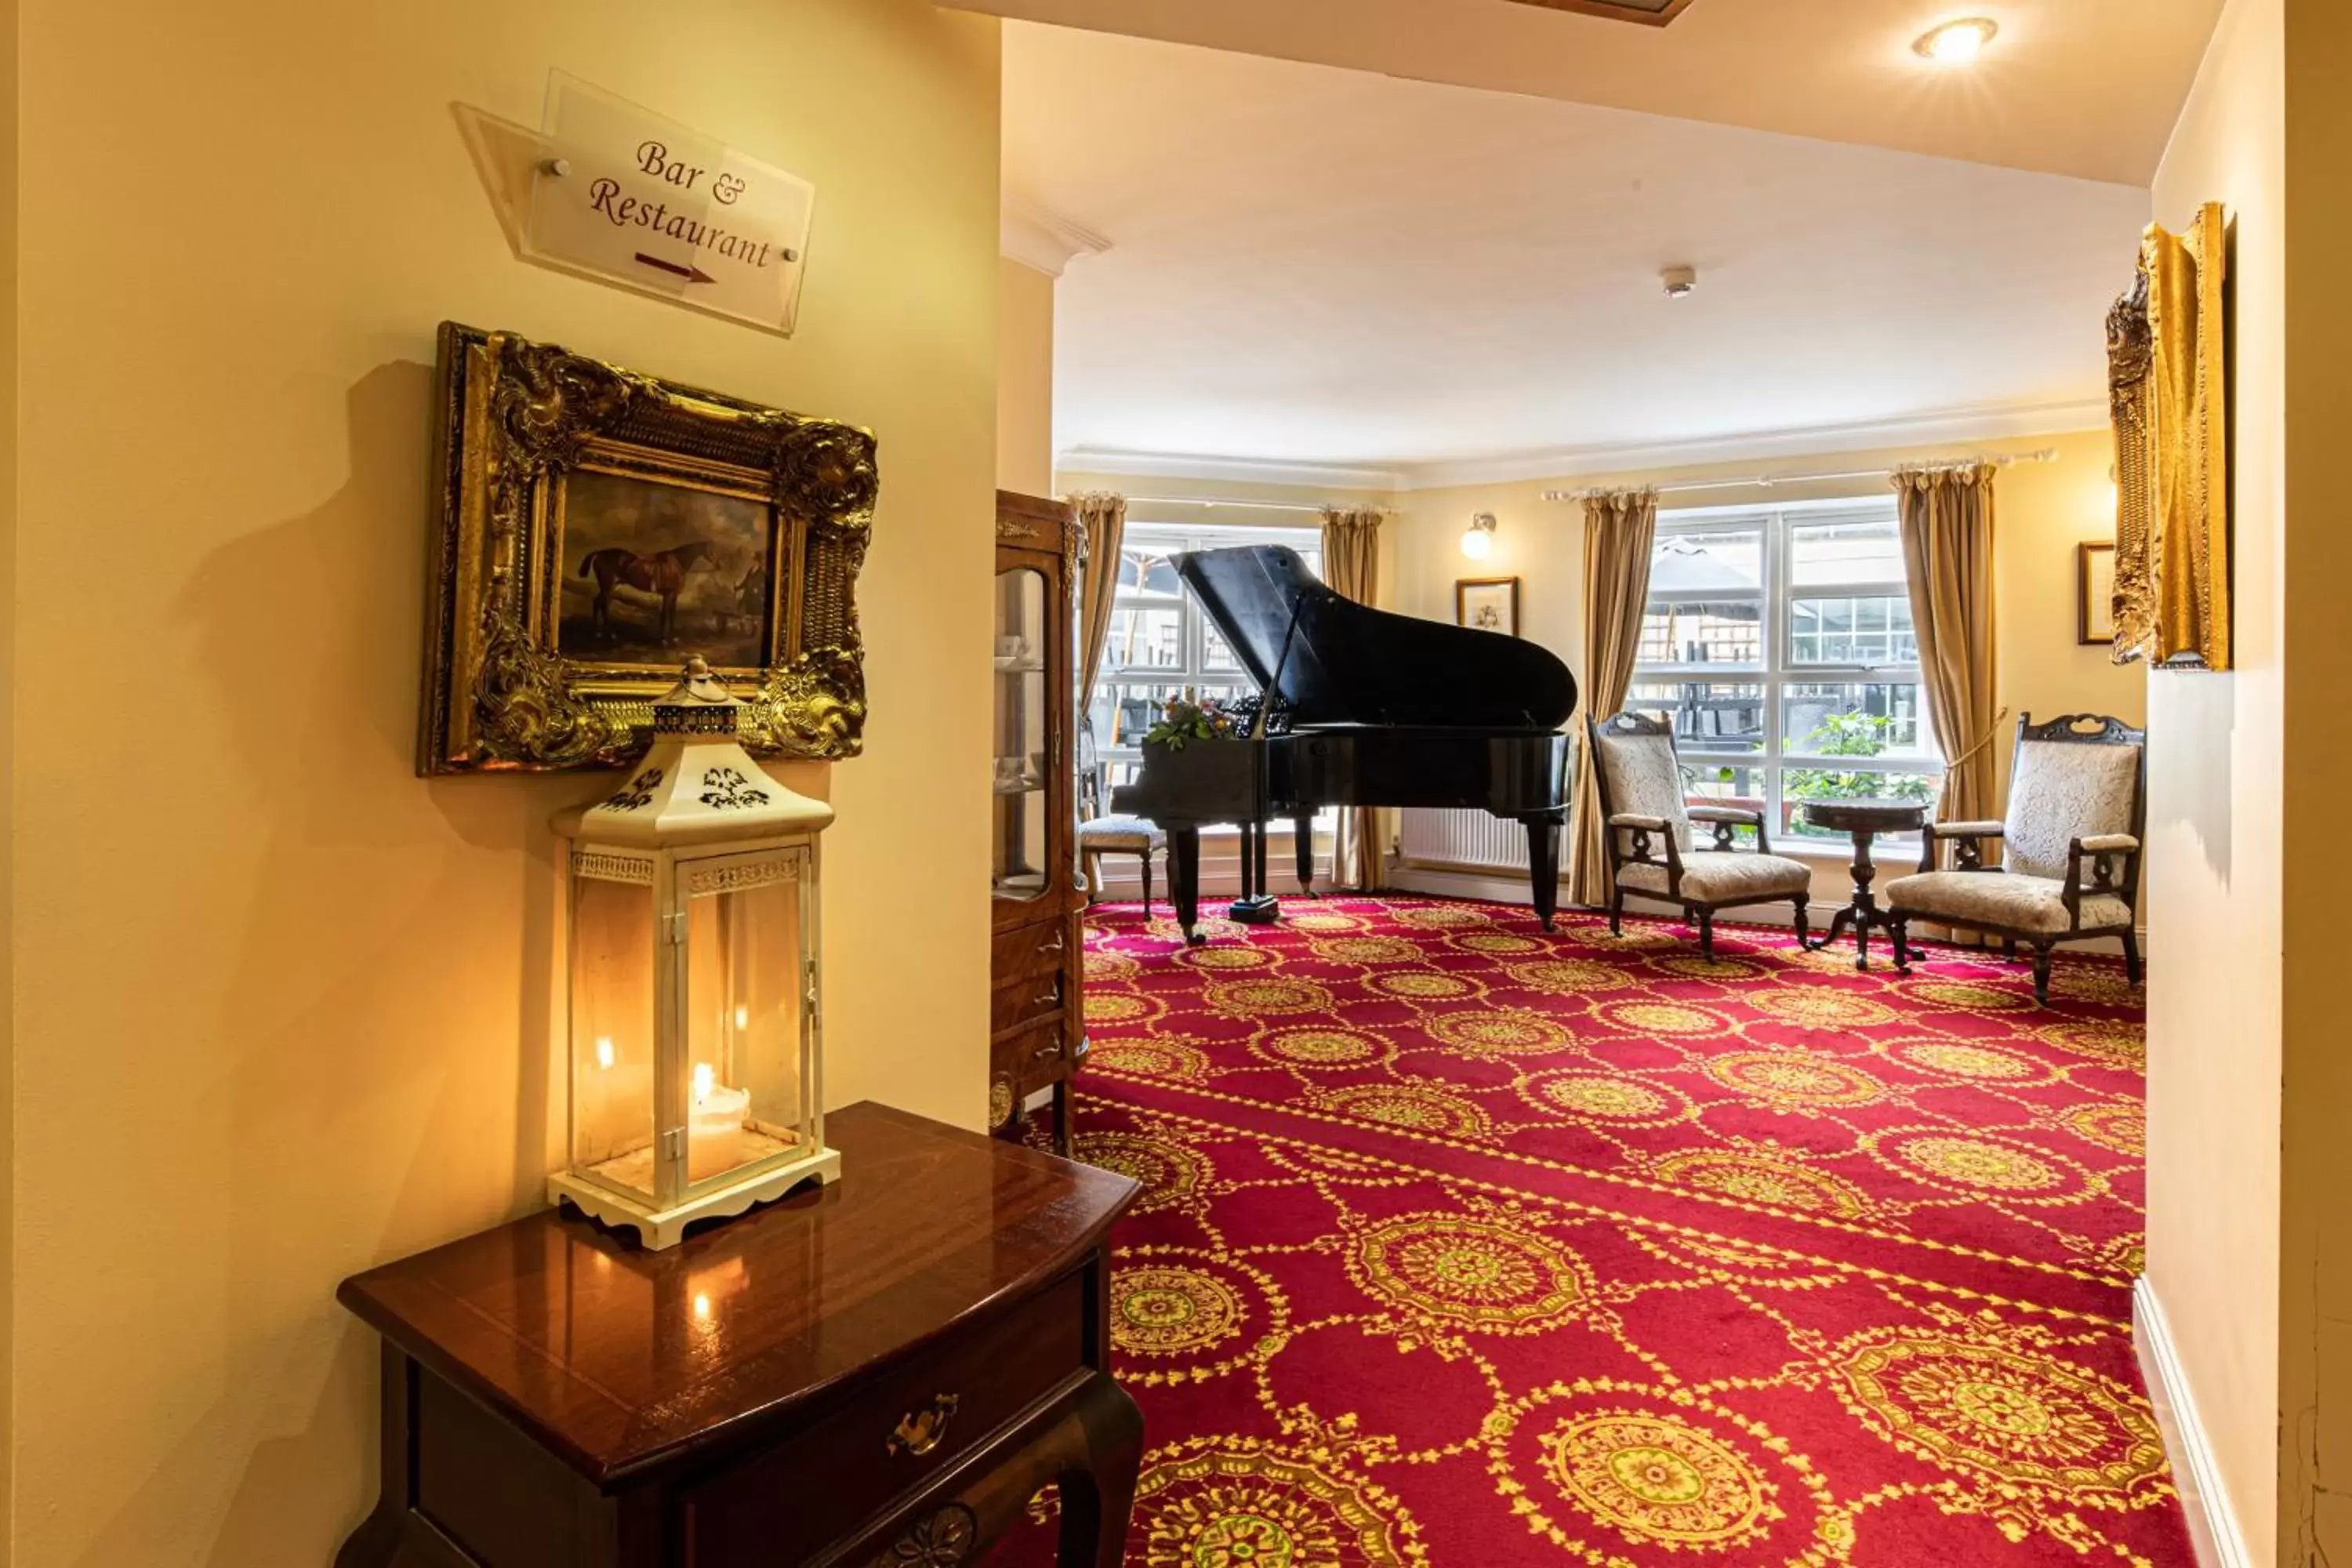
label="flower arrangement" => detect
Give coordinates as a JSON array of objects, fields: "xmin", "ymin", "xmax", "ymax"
[{"xmin": 1143, "ymin": 692, "xmax": 1243, "ymax": 751}]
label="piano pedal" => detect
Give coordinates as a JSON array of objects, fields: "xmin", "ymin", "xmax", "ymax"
[{"xmin": 1229, "ymin": 895, "xmax": 1281, "ymax": 927}]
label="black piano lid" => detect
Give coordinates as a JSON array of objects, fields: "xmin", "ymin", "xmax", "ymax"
[{"xmin": 1174, "ymin": 545, "xmax": 1577, "ymax": 732}]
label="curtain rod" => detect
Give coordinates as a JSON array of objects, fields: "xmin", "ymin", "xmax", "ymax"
[
  {"xmin": 1541, "ymin": 447, "xmax": 2060, "ymax": 503},
  {"xmin": 1112, "ymin": 495, "xmax": 1395, "ymax": 516}
]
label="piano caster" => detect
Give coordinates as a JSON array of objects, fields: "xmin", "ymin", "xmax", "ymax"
[{"xmin": 1229, "ymin": 895, "xmax": 1281, "ymax": 926}]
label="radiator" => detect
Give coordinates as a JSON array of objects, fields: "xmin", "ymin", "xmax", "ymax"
[{"xmin": 1399, "ymin": 808, "xmax": 1526, "ymax": 874}]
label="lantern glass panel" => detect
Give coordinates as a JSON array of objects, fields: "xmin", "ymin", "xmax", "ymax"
[
  {"xmin": 569, "ymin": 873, "xmax": 658, "ymax": 1201},
  {"xmin": 683, "ymin": 851, "xmax": 810, "ymax": 1189}
]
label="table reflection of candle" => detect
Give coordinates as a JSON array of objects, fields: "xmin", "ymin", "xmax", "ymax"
[{"xmin": 689, "ymin": 1062, "xmax": 750, "ymax": 1141}]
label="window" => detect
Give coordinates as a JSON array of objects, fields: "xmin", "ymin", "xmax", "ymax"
[
  {"xmin": 1628, "ymin": 503, "xmax": 1940, "ymax": 844},
  {"xmin": 1086, "ymin": 521, "xmax": 1324, "ymax": 800}
]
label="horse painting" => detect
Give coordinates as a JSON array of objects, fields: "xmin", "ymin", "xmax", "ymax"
[{"xmin": 577, "ymin": 539, "xmax": 723, "ymax": 646}]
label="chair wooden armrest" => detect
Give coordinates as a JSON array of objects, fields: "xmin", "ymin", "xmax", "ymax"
[
  {"xmin": 2061, "ymin": 833, "xmax": 2141, "ymax": 921},
  {"xmin": 1605, "ymin": 814, "xmax": 1682, "ymax": 891},
  {"xmin": 1686, "ymin": 804, "xmax": 1771, "ymax": 853},
  {"xmin": 1918, "ymin": 820, "xmax": 2005, "ymax": 873}
]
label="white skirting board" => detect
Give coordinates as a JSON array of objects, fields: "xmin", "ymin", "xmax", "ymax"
[{"xmin": 2133, "ymin": 1275, "xmax": 2255, "ymax": 1568}]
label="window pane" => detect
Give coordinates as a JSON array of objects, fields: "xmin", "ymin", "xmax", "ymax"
[
  {"xmin": 1788, "ymin": 594, "xmax": 1917, "ymax": 665},
  {"xmin": 1790, "ymin": 517, "xmax": 1904, "ymax": 587},
  {"xmin": 1650, "ymin": 530, "xmax": 1762, "ymax": 593},
  {"xmin": 1203, "ymin": 622, "xmax": 1242, "ymax": 673},
  {"xmin": 1780, "ymin": 682, "xmax": 1932, "ymax": 757},
  {"xmin": 1094, "ymin": 681, "xmax": 1190, "ymax": 749},
  {"xmin": 1625, "ymin": 681, "xmax": 1767, "ymax": 753},
  {"xmin": 1638, "ymin": 600, "xmax": 1764, "ymax": 666},
  {"xmin": 1779, "ymin": 768, "xmax": 1941, "ymax": 840},
  {"xmin": 1105, "ymin": 605, "xmax": 1182, "ymax": 671},
  {"xmin": 1119, "ymin": 548, "xmax": 1182, "ymax": 597}
]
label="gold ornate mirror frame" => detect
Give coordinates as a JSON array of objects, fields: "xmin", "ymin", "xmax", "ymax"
[
  {"xmin": 417, "ymin": 322, "xmax": 875, "ymax": 775},
  {"xmin": 2107, "ymin": 202, "xmax": 2230, "ymax": 671}
]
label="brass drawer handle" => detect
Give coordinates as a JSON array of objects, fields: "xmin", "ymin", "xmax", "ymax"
[
  {"xmin": 1043, "ymin": 931, "xmax": 1065, "ymax": 953},
  {"xmin": 1033, "ymin": 1041, "xmax": 1065, "ymax": 1062},
  {"xmin": 887, "ymin": 1393, "xmax": 960, "ymax": 1458}
]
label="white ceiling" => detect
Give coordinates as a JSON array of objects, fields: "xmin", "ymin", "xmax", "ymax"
[
  {"xmin": 975, "ymin": 0, "xmax": 2225, "ymax": 187},
  {"xmin": 1007, "ymin": 24, "xmax": 2161, "ymax": 481}
]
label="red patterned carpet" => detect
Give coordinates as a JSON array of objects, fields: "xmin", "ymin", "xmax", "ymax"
[{"xmin": 986, "ymin": 894, "xmax": 2190, "ymax": 1567}]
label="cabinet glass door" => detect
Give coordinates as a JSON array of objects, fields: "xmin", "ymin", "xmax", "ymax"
[{"xmin": 993, "ymin": 567, "xmax": 1051, "ymax": 901}]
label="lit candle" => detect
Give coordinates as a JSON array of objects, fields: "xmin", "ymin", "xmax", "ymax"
[
  {"xmin": 595, "ymin": 1036, "xmax": 616, "ymax": 1070},
  {"xmin": 688, "ymin": 1061, "xmax": 750, "ymax": 1141}
]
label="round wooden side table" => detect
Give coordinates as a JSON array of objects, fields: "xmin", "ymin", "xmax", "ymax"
[{"xmin": 1798, "ymin": 798, "xmax": 1931, "ymax": 971}]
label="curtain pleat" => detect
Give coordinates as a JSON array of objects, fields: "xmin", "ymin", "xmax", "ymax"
[
  {"xmin": 1073, "ymin": 492, "xmax": 1127, "ymax": 710},
  {"xmin": 1319, "ymin": 507, "xmax": 1385, "ymax": 890},
  {"xmin": 1569, "ymin": 489, "xmax": 1659, "ymax": 909},
  {"xmin": 1894, "ymin": 466, "xmax": 2002, "ymax": 832}
]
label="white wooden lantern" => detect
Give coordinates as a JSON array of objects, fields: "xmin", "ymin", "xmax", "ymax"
[{"xmin": 549, "ymin": 657, "xmax": 840, "ymax": 1249}]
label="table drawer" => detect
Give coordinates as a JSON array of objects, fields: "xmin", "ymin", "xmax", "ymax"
[
  {"xmin": 993, "ymin": 1016, "xmax": 1073, "ymax": 1097},
  {"xmin": 680, "ymin": 1269, "xmax": 1087, "ymax": 1565},
  {"xmin": 993, "ymin": 916, "xmax": 1073, "ymax": 985},
  {"xmin": 992, "ymin": 966, "xmax": 1068, "ymax": 1040}
]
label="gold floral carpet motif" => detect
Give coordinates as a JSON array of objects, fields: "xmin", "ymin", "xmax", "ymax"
[{"xmin": 983, "ymin": 895, "xmax": 2189, "ymax": 1566}]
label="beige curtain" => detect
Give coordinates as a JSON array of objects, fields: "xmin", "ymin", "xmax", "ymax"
[
  {"xmin": 1894, "ymin": 466, "xmax": 2002, "ymax": 829},
  {"xmin": 1073, "ymin": 492, "xmax": 1127, "ymax": 707},
  {"xmin": 1320, "ymin": 506, "xmax": 1385, "ymax": 889},
  {"xmin": 1569, "ymin": 488, "xmax": 1659, "ymax": 909}
]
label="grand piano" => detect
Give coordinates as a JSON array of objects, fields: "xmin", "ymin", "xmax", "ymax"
[{"xmin": 1111, "ymin": 545, "xmax": 1578, "ymax": 942}]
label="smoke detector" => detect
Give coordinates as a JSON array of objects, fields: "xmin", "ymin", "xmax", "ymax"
[{"xmin": 1661, "ymin": 266, "xmax": 1698, "ymax": 300}]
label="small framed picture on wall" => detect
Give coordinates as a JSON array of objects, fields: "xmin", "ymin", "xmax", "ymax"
[
  {"xmin": 1456, "ymin": 577, "xmax": 1521, "ymax": 637},
  {"xmin": 2078, "ymin": 542, "xmax": 2118, "ymax": 645}
]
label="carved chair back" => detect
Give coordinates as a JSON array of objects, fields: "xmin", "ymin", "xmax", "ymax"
[
  {"xmin": 1587, "ymin": 712, "xmax": 1692, "ymax": 856},
  {"xmin": 2001, "ymin": 713, "xmax": 2147, "ymax": 891}
]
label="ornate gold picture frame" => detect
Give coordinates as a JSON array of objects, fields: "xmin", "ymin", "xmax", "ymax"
[
  {"xmin": 417, "ymin": 323, "xmax": 876, "ymax": 775},
  {"xmin": 2107, "ymin": 201, "xmax": 2230, "ymax": 670}
]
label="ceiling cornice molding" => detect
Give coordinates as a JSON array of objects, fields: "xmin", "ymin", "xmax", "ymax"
[
  {"xmin": 1000, "ymin": 198, "xmax": 1112, "ymax": 278},
  {"xmin": 1054, "ymin": 447, "xmax": 1402, "ymax": 492},
  {"xmin": 1392, "ymin": 399, "xmax": 2113, "ymax": 491}
]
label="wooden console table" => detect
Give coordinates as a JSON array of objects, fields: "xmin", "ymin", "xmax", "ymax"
[{"xmin": 335, "ymin": 1102, "xmax": 1142, "ymax": 1568}]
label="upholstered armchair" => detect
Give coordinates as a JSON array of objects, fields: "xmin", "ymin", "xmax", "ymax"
[
  {"xmin": 1883, "ymin": 713, "xmax": 2145, "ymax": 1003},
  {"xmin": 1587, "ymin": 712, "xmax": 1814, "ymax": 958}
]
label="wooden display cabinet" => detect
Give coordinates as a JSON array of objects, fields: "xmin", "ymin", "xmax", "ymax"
[{"xmin": 990, "ymin": 492, "xmax": 1084, "ymax": 1151}]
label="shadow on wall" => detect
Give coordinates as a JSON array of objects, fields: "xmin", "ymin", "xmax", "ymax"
[
  {"xmin": 59, "ymin": 361, "xmax": 582, "ymax": 1566},
  {"xmin": 2156, "ymin": 674, "xmax": 2235, "ymax": 884}
]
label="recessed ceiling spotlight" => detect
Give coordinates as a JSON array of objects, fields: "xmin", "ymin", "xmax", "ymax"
[
  {"xmin": 1914, "ymin": 16, "xmax": 1998, "ymax": 65},
  {"xmin": 1661, "ymin": 265, "xmax": 1698, "ymax": 299}
]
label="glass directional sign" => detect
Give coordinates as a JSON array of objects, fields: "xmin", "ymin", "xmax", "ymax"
[{"xmin": 526, "ymin": 73, "xmax": 817, "ymax": 336}]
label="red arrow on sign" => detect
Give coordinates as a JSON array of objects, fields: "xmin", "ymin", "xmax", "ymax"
[{"xmin": 634, "ymin": 252, "xmax": 715, "ymax": 285}]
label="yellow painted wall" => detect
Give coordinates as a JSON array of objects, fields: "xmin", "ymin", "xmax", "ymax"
[
  {"xmin": 997, "ymin": 258, "xmax": 1056, "ymax": 493},
  {"xmin": 1387, "ymin": 430, "xmax": 2143, "ymax": 906},
  {"xmin": 2143, "ymin": 0, "xmax": 2286, "ymax": 1559},
  {"xmin": 8, "ymin": 1, "xmax": 1001, "ymax": 1562}
]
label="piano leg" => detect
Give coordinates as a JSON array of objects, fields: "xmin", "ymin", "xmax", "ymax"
[
  {"xmin": 1294, "ymin": 813, "xmax": 1316, "ymax": 895},
  {"xmin": 1231, "ymin": 818, "xmax": 1281, "ymax": 927},
  {"xmin": 1169, "ymin": 828, "xmax": 1204, "ymax": 944},
  {"xmin": 1522, "ymin": 813, "xmax": 1564, "ymax": 931}
]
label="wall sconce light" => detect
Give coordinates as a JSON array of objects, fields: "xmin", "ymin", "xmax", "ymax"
[{"xmin": 1461, "ymin": 513, "xmax": 1498, "ymax": 561}]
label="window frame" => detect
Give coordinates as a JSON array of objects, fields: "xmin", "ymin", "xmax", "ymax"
[
  {"xmin": 1087, "ymin": 519, "xmax": 1332, "ymax": 828},
  {"xmin": 1631, "ymin": 497, "xmax": 1940, "ymax": 845}
]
